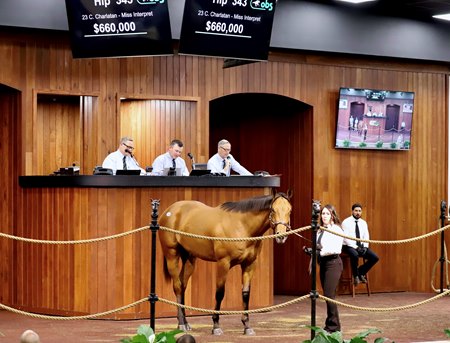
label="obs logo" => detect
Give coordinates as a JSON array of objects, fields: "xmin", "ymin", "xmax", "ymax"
[{"xmin": 250, "ymin": 0, "xmax": 274, "ymax": 11}]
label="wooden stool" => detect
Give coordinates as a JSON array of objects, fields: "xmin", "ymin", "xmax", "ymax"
[{"xmin": 339, "ymin": 252, "xmax": 370, "ymax": 297}]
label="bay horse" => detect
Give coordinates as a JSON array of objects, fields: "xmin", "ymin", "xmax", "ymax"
[{"xmin": 158, "ymin": 191, "xmax": 292, "ymax": 335}]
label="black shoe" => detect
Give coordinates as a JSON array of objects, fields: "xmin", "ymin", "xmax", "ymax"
[
  {"xmin": 359, "ymin": 275, "xmax": 367, "ymax": 283},
  {"xmin": 353, "ymin": 276, "xmax": 360, "ymax": 285}
]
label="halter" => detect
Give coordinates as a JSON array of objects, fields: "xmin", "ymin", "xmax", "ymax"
[{"xmin": 268, "ymin": 194, "xmax": 291, "ymax": 231}]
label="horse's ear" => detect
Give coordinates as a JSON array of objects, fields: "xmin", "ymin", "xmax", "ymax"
[{"xmin": 286, "ymin": 188, "xmax": 293, "ymax": 199}]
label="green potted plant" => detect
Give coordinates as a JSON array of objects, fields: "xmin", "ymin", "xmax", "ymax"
[
  {"xmin": 359, "ymin": 142, "xmax": 367, "ymax": 148},
  {"xmin": 301, "ymin": 326, "xmax": 393, "ymax": 343},
  {"xmin": 343, "ymin": 140, "xmax": 351, "ymax": 148},
  {"xmin": 403, "ymin": 141, "xmax": 410, "ymax": 149},
  {"xmin": 390, "ymin": 142, "xmax": 397, "ymax": 149},
  {"xmin": 375, "ymin": 140, "xmax": 383, "ymax": 148},
  {"xmin": 120, "ymin": 325, "xmax": 183, "ymax": 343}
]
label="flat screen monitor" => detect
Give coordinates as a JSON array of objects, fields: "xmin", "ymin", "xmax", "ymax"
[
  {"xmin": 190, "ymin": 169, "xmax": 211, "ymax": 176},
  {"xmin": 178, "ymin": 0, "xmax": 277, "ymax": 61},
  {"xmin": 335, "ymin": 87, "xmax": 415, "ymax": 151},
  {"xmin": 116, "ymin": 169, "xmax": 141, "ymax": 175},
  {"xmin": 65, "ymin": 0, "xmax": 173, "ymax": 59},
  {"xmin": 162, "ymin": 167, "xmax": 182, "ymax": 176}
]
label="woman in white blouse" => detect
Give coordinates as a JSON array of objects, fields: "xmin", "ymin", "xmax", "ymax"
[{"xmin": 318, "ymin": 204, "xmax": 344, "ymax": 333}]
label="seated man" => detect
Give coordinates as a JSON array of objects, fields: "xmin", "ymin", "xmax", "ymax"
[
  {"xmin": 102, "ymin": 136, "xmax": 145, "ymax": 175},
  {"xmin": 207, "ymin": 139, "xmax": 252, "ymax": 176},
  {"xmin": 342, "ymin": 203, "xmax": 379, "ymax": 285},
  {"xmin": 151, "ymin": 139, "xmax": 189, "ymax": 176}
]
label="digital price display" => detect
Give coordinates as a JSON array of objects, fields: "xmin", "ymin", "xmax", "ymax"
[
  {"xmin": 65, "ymin": 0, "xmax": 173, "ymax": 59},
  {"xmin": 179, "ymin": 0, "xmax": 277, "ymax": 61}
]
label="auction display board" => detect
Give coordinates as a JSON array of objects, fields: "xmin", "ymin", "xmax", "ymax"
[
  {"xmin": 179, "ymin": 0, "xmax": 277, "ymax": 61},
  {"xmin": 65, "ymin": 0, "xmax": 173, "ymax": 58}
]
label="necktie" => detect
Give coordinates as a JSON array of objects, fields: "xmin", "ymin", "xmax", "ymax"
[
  {"xmin": 172, "ymin": 158, "xmax": 176, "ymax": 169},
  {"xmin": 123, "ymin": 156, "xmax": 127, "ymax": 170},
  {"xmin": 222, "ymin": 159, "xmax": 226, "ymax": 169},
  {"xmin": 355, "ymin": 221, "xmax": 363, "ymax": 247}
]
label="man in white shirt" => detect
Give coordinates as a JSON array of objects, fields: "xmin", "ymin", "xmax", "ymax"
[
  {"xmin": 151, "ymin": 139, "xmax": 189, "ymax": 176},
  {"xmin": 102, "ymin": 136, "xmax": 145, "ymax": 175},
  {"xmin": 207, "ymin": 139, "xmax": 252, "ymax": 176},
  {"xmin": 342, "ymin": 203, "xmax": 379, "ymax": 285}
]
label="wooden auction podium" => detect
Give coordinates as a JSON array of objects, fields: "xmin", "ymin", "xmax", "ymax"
[{"xmin": 15, "ymin": 175, "xmax": 279, "ymax": 319}]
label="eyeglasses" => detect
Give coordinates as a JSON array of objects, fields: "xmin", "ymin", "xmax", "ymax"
[
  {"xmin": 220, "ymin": 146, "xmax": 231, "ymax": 152},
  {"xmin": 122, "ymin": 143, "xmax": 135, "ymax": 150}
]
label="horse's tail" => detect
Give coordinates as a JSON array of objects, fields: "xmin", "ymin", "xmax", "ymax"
[{"xmin": 162, "ymin": 256, "xmax": 171, "ymax": 282}]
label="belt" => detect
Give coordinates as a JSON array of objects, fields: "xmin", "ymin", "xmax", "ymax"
[{"xmin": 319, "ymin": 254, "xmax": 339, "ymax": 261}]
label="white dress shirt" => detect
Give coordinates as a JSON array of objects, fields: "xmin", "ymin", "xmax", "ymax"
[
  {"xmin": 102, "ymin": 150, "xmax": 145, "ymax": 175},
  {"xmin": 342, "ymin": 216, "xmax": 370, "ymax": 249},
  {"xmin": 151, "ymin": 152, "xmax": 189, "ymax": 176},
  {"xmin": 318, "ymin": 224, "xmax": 344, "ymax": 256},
  {"xmin": 207, "ymin": 153, "xmax": 252, "ymax": 176}
]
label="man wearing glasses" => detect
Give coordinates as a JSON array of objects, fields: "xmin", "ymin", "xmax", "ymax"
[
  {"xmin": 207, "ymin": 139, "xmax": 252, "ymax": 176},
  {"xmin": 102, "ymin": 136, "xmax": 145, "ymax": 175}
]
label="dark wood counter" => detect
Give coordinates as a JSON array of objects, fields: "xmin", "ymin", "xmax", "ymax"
[{"xmin": 19, "ymin": 175, "xmax": 280, "ymax": 188}]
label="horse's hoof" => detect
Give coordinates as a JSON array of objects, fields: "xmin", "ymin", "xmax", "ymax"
[
  {"xmin": 178, "ymin": 324, "xmax": 191, "ymax": 331},
  {"xmin": 244, "ymin": 328, "xmax": 255, "ymax": 335},
  {"xmin": 212, "ymin": 328, "xmax": 223, "ymax": 335}
]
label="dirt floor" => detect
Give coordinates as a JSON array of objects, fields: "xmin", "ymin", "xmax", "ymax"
[{"xmin": 1, "ymin": 292, "xmax": 449, "ymax": 343}]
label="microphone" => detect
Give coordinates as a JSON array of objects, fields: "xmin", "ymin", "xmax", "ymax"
[
  {"xmin": 187, "ymin": 152, "xmax": 196, "ymax": 169},
  {"xmin": 125, "ymin": 149, "xmax": 140, "ymax": 167}
]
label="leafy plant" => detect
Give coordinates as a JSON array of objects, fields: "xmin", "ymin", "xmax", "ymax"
[
  {"xmin": 390, "ymin": 142, "xmax": 397, "ymax": 149},
  {"xmin": 445, "ymin": 328, "xmax": 450, "ymax": 337},
  {"xmin": 301, "ymin": 326, "xmax": 393, "ymax": 343},
  {"xmin": 375, "ymin": 140, "xmax": 383, "ymax": 148},
  {"xmin": 403, "ymin": 141, "xmax": 410, "ymax": 149},
  {"xmin": 120, "ymin": 325, "xmax": 183, "ymax": 343},
  {"xmin": 343, "ymin": 140, "xmax": 351, "ymax": 148},
  {"xmin": 359, "ymin": 142, "xmax": 367, "ymax": 148}
]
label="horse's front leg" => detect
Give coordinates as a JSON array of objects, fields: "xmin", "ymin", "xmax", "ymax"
[
  {"xmin": 241, "ymin": 261, "xmax": 257, "ymax": 335},
  {"xmin": 212, "ymin": 259, "xmax": 230, "ymax": 336},
  {"xmin": 178, "ymin": 256, "xmax": 196, "ymax": 331}
]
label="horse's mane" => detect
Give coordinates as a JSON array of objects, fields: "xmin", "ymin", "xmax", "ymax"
[{"xmin": 220, "ymin": 195, "xmax": 273, "ymax": 213}]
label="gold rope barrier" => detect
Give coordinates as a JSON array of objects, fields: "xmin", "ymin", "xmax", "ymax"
[
  {"xmin": 0, "ymin": 226, "xmax": 149, "ymax": 244},
  {"xmin": 159, "ymin": 225, "xmax": 311, "ymax": 241},
  {"xmin": 1, "ymin": 223, "xmax": 447, "ymax": 245},
  {"xmin": 2, "ymin": 290, "xmax": 448, "ymax": 320},
  {"xmin": 319, "ymin": 289, "xmax": 450, "ymax": 312},
  {"xmin": 319, "ymin": 224, "xmax": 450, "ymax": 245},
  {"xmin": 0, "ymin": 298, "xmax": 148, "ymax": 320}
]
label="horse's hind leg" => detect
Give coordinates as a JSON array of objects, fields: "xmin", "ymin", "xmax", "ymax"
[
  {"xmin": 212, "ymin": 260, "xmax": 230, "ymax": 335},
  {"xmin": 241, "ymin": 262, "xmax": 257, "ymax": 335}
]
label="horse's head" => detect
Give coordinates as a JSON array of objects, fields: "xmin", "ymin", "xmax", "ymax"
[{"xmin": 269, "ymin": 190, "xmax": 293, "ymax": 244}]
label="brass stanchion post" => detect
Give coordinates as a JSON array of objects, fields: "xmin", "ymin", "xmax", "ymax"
[
  {"xmin": 439, "ymin": 200, "xmax": 446, "ymax": 293},
  {"xmin": 149, "ymin": 199, "xmax": 160, "ymax": 331},
  {"xmin": 310, "ymin": 200, "xmax": 321, "ymax": 340}
]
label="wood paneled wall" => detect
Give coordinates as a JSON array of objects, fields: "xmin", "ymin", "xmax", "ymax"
[
  {"xmin": 0, "ymin": 27, "xmax": 449, "ymax": 309},
  {"xmin": 120, "ymin": 98, "xmax": 201, "ymax": 169}
]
